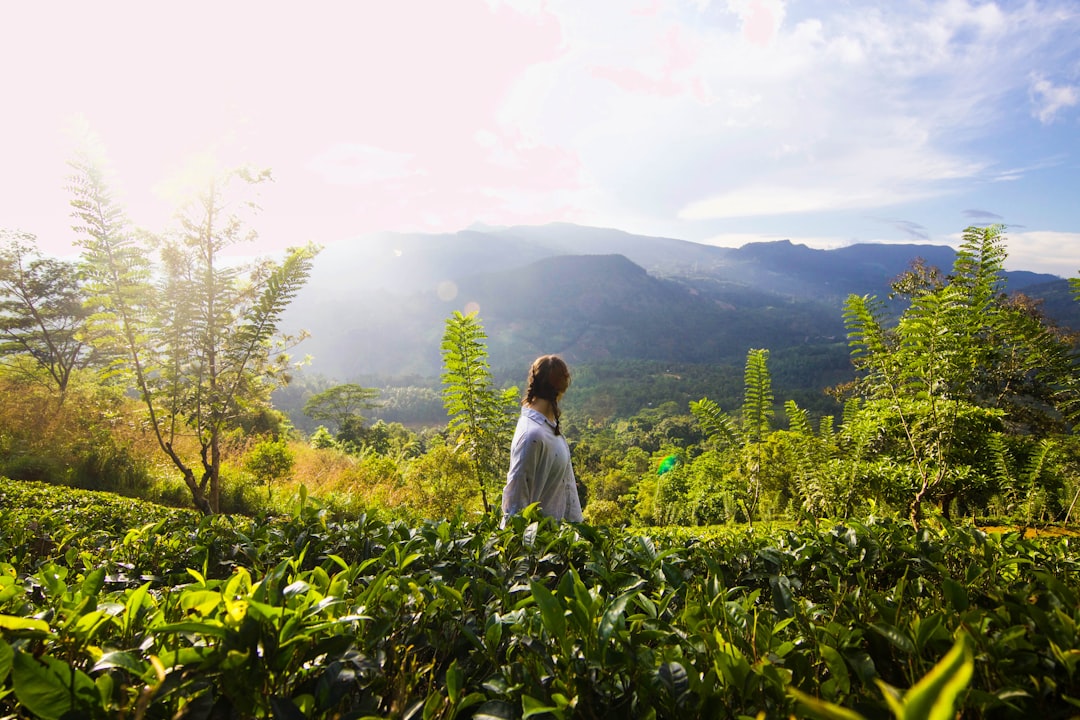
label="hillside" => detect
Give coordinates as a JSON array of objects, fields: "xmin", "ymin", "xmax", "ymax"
[
  {"xmin": 282, "ymin": 223, "xmax": 1074, "ymax": 381},
  {"xmin": 286, "ymin": 252, "xmax": 847, "ymax": 378}
]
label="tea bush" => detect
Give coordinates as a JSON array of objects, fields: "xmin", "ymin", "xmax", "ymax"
[{"xmin": 1, "ymin": 477, "xmax": 1078, "ymax": 718}]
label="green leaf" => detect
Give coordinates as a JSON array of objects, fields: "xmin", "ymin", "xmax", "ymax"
[
  {"xmin": 123, "ymin": 581, "xmax": 152, "ymax": 636},
  {"xmin": 690, "ymin": 397, "xmax": 742, "ymax": 448},
  {"xmin": 0, "ymin": 615, "xmax": 51, "ymax": 634},
  {"xmin": 870, "ymin": 622, "xmax": 915, "ymax": 655},
  {"xmin": 530, "ymin": 580, "xmax": 566, "ymax": 640},
  {"xmin": 446, "ymin": 659, "xmax": 463, "ymax": 705},
  {"xmin": 473, "ymin": 700, "xmax": 517, "ymax": 719},
  {"xmin": 485, "ymin": 618, "xmax": 503, "ymax": 651},
  {"xmin": 819, "ymin": 644, "xmax": 851, "ymax": 697},
  {"xmin": 0, "ymin": 575, "xmax": 19, "ymax": 604},
  {"xmin": 913, "ymin": 612, "xmax": 946, "ymax": 652},
  {"xmin": 523, "ymin": 521, "xmax": 539, "ymax": 548},
  {"xmin": 657, "ymin": 661, "xmax": 689, "ymax": 697},
  {"xmin": 80, "ymin": 566, "xmax": 107, "ymax": 598},
  {"xmin": 897, "ymin": 635, "xmax": 973, "ymax": 720},
  {"xmin": 12, "ymin": 651, "xmax": 97, "ymax": 720},
  {"xmin": 157, "ymin": 645, "xmax": 217, "ymax": 668},
  {"xmin": 599, "ymin": 591, "xmax": 635, "ymax": 643},
  {"xmin": 436, "ymin": 582, "xmax": 464, "ymax": 609},
  {"xmin": 788, "ymin": 686, "xmax": 868, "ymax": 720},
  {"xmin": 422, "ymin": 691, "xmax": 445, "ymax": 720},
  {"xmin": 151, "ymin": 620, "xmax": 229, "ymax": 637},
  {"xmin": 770, "ymin": 573, "xmax": 795, "ymax": 618},
  {"xmin": 522, "ymin": 695, "xmax": 561, "ymax": 719},
  {"xmin": 92, "ymin": 650, "xmax": 147, "ymax": 676},
  {"xmin": 941, "ymin": 578, "xmax": 968, "ymax": 613},
  {"xmin": 37, "ymin": 564, "xmax": 67, "ymax": 596},
  {"xmin": 179, "ymin": 589, "xmax": 223, "ymax": 616},
  {"xmin": 0, "ymin": 638, "xmax": 12, "ymax": 685}
]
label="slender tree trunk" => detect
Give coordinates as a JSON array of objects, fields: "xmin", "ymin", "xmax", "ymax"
[
  {"xmin": 475, "ymin": 458, "xmax": 491, "ymax": 514},
  {"xmin": 164, "ymin": 441, "xmax": 213, "ymax": 515},
  {"xmin": 181, "ymin": 466, "xmax": 213, "ymax": 516},
  {"xmin": 210, "ymin": 431, "xmax": 222, "ymax": 513},
  {"xmin": 909, "ymin": 491, "xmax": 924, "ymax": 530}
]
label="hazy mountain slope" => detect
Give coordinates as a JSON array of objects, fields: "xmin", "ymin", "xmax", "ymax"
[
  {"xmin": 490, "ymin": 223, "xmax": 732, "ymax": 276},
  {"xmin": 283, "ymin": 223, "xmax": 1073, "ymax": 382},
  {"xmin": 288, "ymin": 252, "xmax": 845, "ymax": 379},
  {"xmin": 726, "ymin": 241, "xmax": 959, "ymax": 299},
  {"xmin": 459, "ymin": 254, "xmax": 844, "ymax": 368}
]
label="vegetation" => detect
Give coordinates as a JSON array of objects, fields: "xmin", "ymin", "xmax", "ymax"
[
  {"xmin": 0, "ymin": 231, "xmax": 92, "ymax": 397},
  {"xmin": 842, "ymin": 225, "xmax": 1078, "ymax": 526},
  {"xmin": 304, "ymin": 383, "xmax": 383, "ymax": 448},
  {"xmin": 1, "ymin": 215, "xmax": 1077, "ymax": 527},
  {"xmin": 2, "ymin": 146, "xmax": 1079, "ymax": 717},
  {"xmin": 440, "ymin": 311, "xmax": 519, "ymax": 514},
  {"xmin": 2, "ymin": 479, "xmax": 1078, "ymax": 719},
  {"xmin": 68, "ymin": 156, "xmax": 319, "ymax": 515}
]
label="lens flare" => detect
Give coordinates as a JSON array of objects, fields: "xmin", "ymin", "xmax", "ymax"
[{"xmin": 657, "ymin": 454, "xmax": 678, "ymax": 475}]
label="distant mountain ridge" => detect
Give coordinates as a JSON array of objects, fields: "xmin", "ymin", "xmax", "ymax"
[{"xmin": 283, "ymin": 223, "xmax": 1073, "ymax": 380}]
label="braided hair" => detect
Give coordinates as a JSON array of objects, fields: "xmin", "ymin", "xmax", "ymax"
[{"xmin": 524, "ymin": 355, "xmax": 571, "ymax": 435}]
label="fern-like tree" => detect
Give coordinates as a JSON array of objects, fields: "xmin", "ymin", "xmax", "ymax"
[
  {"xmin": 440, "ymin": 310, "xmax": 517, "ymax": 513},
  {"xmin": 688, "ymin": 348, "xmax": 775, "ymax": 525},
  {"xmin": 0, "ymin": 231, "xmax": 94, "ymax": 397},
  {"xmin": 73, "ymin": 156, "xmax": 319, "ymax": 514},
  {"xmin": 843, "ymin": 225, "xmax": 1077, "ymax": 526}
]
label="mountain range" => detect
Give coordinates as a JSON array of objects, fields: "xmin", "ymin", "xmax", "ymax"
[{"xmin": 281, "ymin": 223, "xmax": 1074, "ymax": 382}]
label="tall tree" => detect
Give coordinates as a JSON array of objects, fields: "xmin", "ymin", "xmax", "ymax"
[
  {"xmin": 0, "ymin": 231, "xmax": 93, "ymax": 396},
  {"xmin": 440, "ymin": 310, "xmax": 517, "ymax": 513},
  {"xmin": 73, "ymin": 157, "xmax": 319, "ymax": 514},
  {"xmin": 689, "ymin": 348, "xmax": 775, "ymax": 524},
  {"xmin": 843, "ymin": 225, "xmax": 1077, "ymax": 525},
  {"xmin": 303, "ymin": 383, "xmax": 382, "ymax": 444}
]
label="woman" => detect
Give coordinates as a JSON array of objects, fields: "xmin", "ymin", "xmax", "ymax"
[{"xmin": 501, "ymin": 354, "xmax": 583, "ymax": 524}]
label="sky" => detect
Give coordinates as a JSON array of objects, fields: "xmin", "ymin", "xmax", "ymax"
[{"xmin": 2, "ymin": 0, "xmax": 1079, "ymax": 277}]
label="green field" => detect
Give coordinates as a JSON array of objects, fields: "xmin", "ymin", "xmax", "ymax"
[{"xmin": 1, "ymin": 478, "xmax": 1078, "ymax": 719}]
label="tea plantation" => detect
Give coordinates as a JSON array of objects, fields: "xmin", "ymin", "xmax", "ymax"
[{"xmin": 1, "ymin": 478, "xmax": 1078, "ymax": 719}]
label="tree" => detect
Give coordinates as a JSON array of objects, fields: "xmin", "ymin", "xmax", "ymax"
[
  {"xmin": 782, "ymin": 400, "xmax": 865, "ymax": 519},
  {"xmin": 440, "ymin": 310, "xmax": 518, "ymax": 513},
  {"xmin": 73, "ymin": 156, "xmax": 319, "ymax": 514},
  {"xmin": 303, "ymin": 383, "xmax": 381, "ymax": 442},
  {"xmin": 243, "ymin": 437, "xmax": 295, "ymax": 503},
  {"xmin": 843, "ymin": 225, "xmax": 1078, "ymax": 525},
  {"xmin": 688, "ymin": 348, "xmax": 775, "ymax": 525},
  {"xmin": 0, "ymin": 231, "xmax": 93, "ymax": 396}
]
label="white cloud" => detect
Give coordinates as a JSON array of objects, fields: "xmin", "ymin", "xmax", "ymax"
[
  {"xmin": 1030, "ymin": 75, "xmax": 1080, "ymax": 124},
  {"xmin": 681, "ymin": 184, "xmax": 905, "ymax": 220},
  {"xmin": 996, "ymin": 230, "xmax": 1080, "ymax": 277},
  {"xmin": 307, "ymin": 144, "xmax": 417, "ymax": 185},
  {"xmin": 725, "ymin": 0, "xmax": 786, "ymax": 47},
  {"xmin": 500, "ymin": 0, "xmax": 1079, "ymax": 231}
]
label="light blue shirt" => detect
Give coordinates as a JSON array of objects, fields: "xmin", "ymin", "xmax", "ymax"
[{"xmin": 501, "ymin": 407, "xmax": 583, "ymax": 523}]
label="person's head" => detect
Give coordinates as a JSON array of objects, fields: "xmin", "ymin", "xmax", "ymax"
[{"xmin": 524, "ymin": 355, "xmax": 571, "ymax": 431}]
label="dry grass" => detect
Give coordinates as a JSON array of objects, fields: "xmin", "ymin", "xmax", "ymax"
[{"xmin": 978, "ymin": 524, "xmax": 1080, "ymax": 538}]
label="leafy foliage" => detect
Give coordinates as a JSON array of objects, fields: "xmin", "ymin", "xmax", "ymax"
[
  {"xmin": 0, "ymin": 232, "xmax": 93, "ymax": 396},
  {"xmin": 686, "ymin": 349, "xmax": 777, "ymax": 524},
  {"xmin": 1, "ymin": 478, "xmax": 1079, "ymax": 718},
  {"xmin": 842, "ymin": 225, "xmax": 1078, "ymax": 525},
  {"xmin": 440, "ymin": 311, "xmax": 518, "ymax": 513},
  {"xmin": 73, "ymin": 158, "xmax": 319, "ymax": 514},
  {"xmin": 243, "ymin": 437, "xmax": 295, "ymax": 501},
  {"xmin": 303, "ymin": 383, "xmax": 381, "ymax": 433}
]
